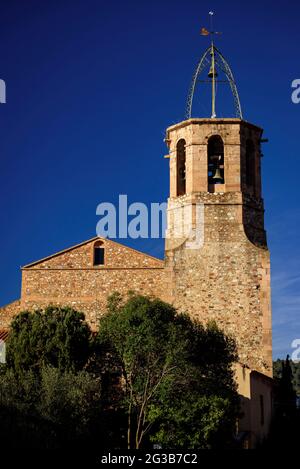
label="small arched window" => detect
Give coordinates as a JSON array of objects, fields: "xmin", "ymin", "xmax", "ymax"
[
  {"xmin": 176, "ymin": 139, "xmax": 186, "ymax": 196},
  {"xmin": 93, "ymin": 240, "xmax": 105, "ymax": 266},
  {"xmin": 208, "ymin": 135, "xmax": 224, "ymax": 187},
  {"xmin": 246, "ymin": 140, "xmax": 256, "ymax": 189}
]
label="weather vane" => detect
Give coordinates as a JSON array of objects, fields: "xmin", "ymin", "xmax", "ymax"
[
  {"xmin": 200, "ymin": 11, "xmax": 222, "ymax": 42},
  {"xmin": 200, "ymin": 11, "xmax": 222, "ymax": 118},
  {"xmin": 185, "ymin": 11, "xmax": 242, "ymax": 120}
]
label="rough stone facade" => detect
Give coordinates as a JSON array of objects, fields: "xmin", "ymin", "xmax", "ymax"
[
  {"xmin": 165, "ymin": 118, "xmax": 272, "ymax": 377},
  {"xmin": 0, "ymin": 300, "xmax": 21, "ymax": 329},
  {"xmin": 19, "ymin": 238, "xmax": 167, "ymax": 330},
  {"xmin": 0, "ymin": 118, "xmax": 272, "ymax": 379},
  {"xmin": 0, "ymin": 239, "xmax": 168, "ymax": 331}
]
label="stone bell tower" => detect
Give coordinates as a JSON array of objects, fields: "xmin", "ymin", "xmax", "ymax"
[{"xmin": 164, "ymin": 42, "xmax": 272, "ymax": 376}]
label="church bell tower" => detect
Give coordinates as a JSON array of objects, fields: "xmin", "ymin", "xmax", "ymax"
[{"xmin": 164, "ymin": 27, "xmax": 272, "ymax": 376}]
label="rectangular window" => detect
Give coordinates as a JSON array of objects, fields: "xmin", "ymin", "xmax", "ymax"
[{"xmin": 94, "ymin": 247, "xmax": 105, "ymax": 266}]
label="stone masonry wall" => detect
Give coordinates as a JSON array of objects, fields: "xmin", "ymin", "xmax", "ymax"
[
  {"xmin": 165, "ymin": 196, "xmax": 272, "ymax": 375},
  {"xmin": 0, "ymin": 300, "xmax": 21, "ymax": 328},
  {"xmin": 20, "ymin": 238, "xmax": 168, "ymax": 330},
  {"xmin": 169, "ymin": 199, "xmax": 272, "ymax": 374},
  {"xmin": 165, "ymin": 119, "xmax": 272, "ymax": 377}
]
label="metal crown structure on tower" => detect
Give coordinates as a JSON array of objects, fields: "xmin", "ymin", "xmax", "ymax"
[{"xmin": 185, "ymin": 11, "xmax": 243, "ymax": 120}]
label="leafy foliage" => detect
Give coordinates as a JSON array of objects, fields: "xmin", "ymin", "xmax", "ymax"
[
  {"xmin": 273, "ymin": 358, "xmax": 300, "ymax": 396},
  {"xmin": 98, "ymin": 294, "xmax": 239, "ymax": 449},
  {"xmin": 0, "ymin": 306, "xmax": 102, "ymax": 449},
  {"xmin": 6, "ymin": 306, "xmax": 91, "ymax": 374},
  {"xmin": 0, "ymin": 297, "xmax": 240, "ymax": 449},
  {"xmin": 38, "ymin": 366, "xmax": 101, "ymax": 434},
  {"xmin": 268, "ymin": 356, "xmax": 300, "ymax": 449},
  {"xmin": 0, "ymin": 364, "xmax": 102, "ymax": 448}
]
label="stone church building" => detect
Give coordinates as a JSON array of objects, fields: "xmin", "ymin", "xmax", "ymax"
[{"xmin": 0, "ymin": 44, "xmax": 273, "ymax": 448}]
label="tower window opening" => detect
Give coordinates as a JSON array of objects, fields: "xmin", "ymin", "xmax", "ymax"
[
  {"xmin": 208, "ymin": 135, "xmax": 224, "ymax": 186},
  {"xmin": 246, "ymin": 140, "xmax": 256, "ymax": 189},
  {"xmin": 176, "ymin": 139, "xmax": 186, "ymax": 196},
  {"xmin": 93, "ymin": 241, "xmax": 105, "ymax": 266}
]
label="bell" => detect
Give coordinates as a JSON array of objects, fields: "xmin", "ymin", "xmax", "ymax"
[
  {"xmin": 208, "ymin": 65, "xmax": 218, "ymax": 78},
  {"xmin": 212, "ymin": 167, "xmax": 222, "ymax": 181}
]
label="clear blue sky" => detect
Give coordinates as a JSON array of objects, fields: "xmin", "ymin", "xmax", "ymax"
[{"xmin": 0, "ymin": 0, "xmax": 299, "ymax": 359}]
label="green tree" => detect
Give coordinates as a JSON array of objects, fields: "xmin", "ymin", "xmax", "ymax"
[
  {"xmin": 276, "ymin": 355, "xmax": 297, "ymax": 417},
  {"xmin": 0, "ymin": 306, "xmax": 102, "ymax": 449},
  {"xmin": 274, "ymin": 358, "xmax": 300, "ymax": 397},
  {"xmin": 38, "ymin": 366, "xmax": 101, "ymax": 439},
  {"xmin": 269, "ymin": 356, "xmax": 299, "ymax": 448},
  {"xmin": 6, "ymin": 306, "xmax": 91, "ymax": 374},
  {"xmin": 0, "ymin": 365, "xmax": 102, "ymax": 448},
  {"xmin": 98, "ymin": 293, "xmax": 239, "ymax": 449}
]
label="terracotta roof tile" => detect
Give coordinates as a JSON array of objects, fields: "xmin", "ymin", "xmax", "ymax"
[{"xmin": 0, "ymin": 329, "xmax": 9, "ymax": 342}]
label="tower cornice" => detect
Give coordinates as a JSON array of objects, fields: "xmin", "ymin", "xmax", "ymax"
[{"xmin": 166, "ymin": 118, "xmax": 263, "ymax": 137}]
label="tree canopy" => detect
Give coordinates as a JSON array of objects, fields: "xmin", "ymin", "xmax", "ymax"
[
  {"xmin": 0, "ymin": 305, "xmax": 102, "ymax": 449},
  {"xmin": 273, "ymin": 357, "xmax": 300, "ymax": 397},
  {"xmin": 6, "ymin": 305, "xmax": 91, "ymax": 374},
  {"xmin": 0, "ymin": 296, "xmax": 241, "ymax": 450},
  {"xmin": 98, "ymin": 293, "xmax": 239, "ymax": 449}
]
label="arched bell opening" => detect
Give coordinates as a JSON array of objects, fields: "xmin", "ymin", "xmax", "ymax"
[
  {"xmin": 176, "ymin": 139, "xmax": 186, "ymax": 196},
  {"xmin": 207, "ymin": 135, "xmax": 224, "ymax": 192}
]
